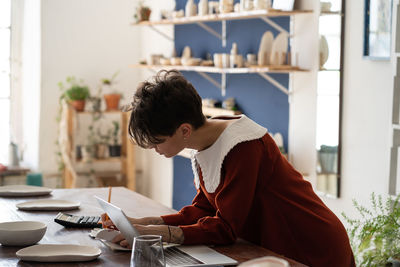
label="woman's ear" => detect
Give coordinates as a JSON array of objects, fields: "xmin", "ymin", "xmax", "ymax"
[{"xmin": 179, "ymin": 123, "xmax": 192, "ymax": 139}]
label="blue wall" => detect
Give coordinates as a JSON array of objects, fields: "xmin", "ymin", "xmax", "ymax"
[{"xmin": 172, "ymin": 0, "xmax": 290, "ymax": 210}]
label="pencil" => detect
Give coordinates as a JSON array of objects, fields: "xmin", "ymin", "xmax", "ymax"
[{"xmin": 104, "ymin": 186, "xmax": 112, "ymax": 228}]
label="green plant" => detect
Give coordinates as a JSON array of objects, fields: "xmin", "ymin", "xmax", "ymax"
[
  {"xmin": 58, "ymin": 76, "xmax": 90, "ymax": 101},
  {"xmin": 342, "ymin": 193, "xmax": 400, "ymax": 266}
]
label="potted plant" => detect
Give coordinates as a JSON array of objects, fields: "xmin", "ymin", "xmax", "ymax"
[
  {"xmin": 58, "ymin": 76, "xmax": 90, "ymax": 112},
  {"xmin": 109, "ymin": 121, "xmax": 121, "ymax": 157},
  {"xmin": 342, "ymin": 193, "xmax": 400, "ymax": 266},
  {"xmin": 134, "ymin": 1, "xmax": 151, "ymax": 23},
  {"xmin": 101, "ymin": 72, "xmax": 122, "ymax": 111}
]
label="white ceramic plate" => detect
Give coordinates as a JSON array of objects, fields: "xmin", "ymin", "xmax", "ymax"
[
  {"xmin": 238, "ymin": 256, "xmax": 289, "ymax": 267},
  {"xmin": 270, "ymin": 32, "xmax": 288, "ymax": 65},
  {"xmin": 16, "ymin": 244, "xmax": 102, "ymax": 262},
  {"xmin": 258, "ymin": 31, "xmax": 274, "ymax": 66},
  {"xmin": 319, "ymin": 35, "xmax": 329, "ymax": 68},
  {"xmin": 16, "ymin": 199, "xmax": 80, "ymax": 211},
  {"xmin": 0, "ymin": 185, "xmax": 52, "ymax": 197}
]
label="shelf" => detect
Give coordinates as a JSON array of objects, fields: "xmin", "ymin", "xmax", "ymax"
[
  {"xmin": 132, "ymin": 64, "xmax": 306, "ymax": 96},
  {"xmin": 131, "ymin": 64, "xmax": 306, "ymax": 74},
  {"xmin": 136, "ymin": 10, "xmax": 313, "ymax": 26},
  {"xmin": 76, "ymin": 157, "xmax": 125, "ymax": 164},
  {"xmin": 76, "ymin": 110, "xmax": 123, "ymax": 115},
  {"xmin": 320, "ymin": 11, "xmax": 342, "ymax": 16},
  {"xmin": 135, "ymin": 9, "xmax": 312, "ymax": 46}
]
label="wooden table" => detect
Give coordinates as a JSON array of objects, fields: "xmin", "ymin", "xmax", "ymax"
[{"xmin": 0, "ymin": 187, "xmax": 307, "ymax": 266}]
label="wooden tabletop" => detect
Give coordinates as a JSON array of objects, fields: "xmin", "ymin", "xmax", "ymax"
[{"xmin": 0, "ymin": 187, "xmax": 307, "ymax": 266}]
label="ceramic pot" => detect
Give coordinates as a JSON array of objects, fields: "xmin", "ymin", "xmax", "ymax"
[
  {"xmin": 96, "ymin": 144, "xmax": 108, "ymax": 159},
  {"xmin": 69, "ymin": 100, "xmax": 85, "ymax": 112},
  {"xmin": 138, "ymin": 7, "xmax": 151, "ymax": 21},
  {"xmin": 185, "ymin": 0, "xmax": 197, "ymax": 17},
  {"xmin": 104, "ymin": 94, "xmax": 121, "ymax": 111},
  {"xmin": 109, "ymin": 145, "xmax": 121, "ymax": 157}
]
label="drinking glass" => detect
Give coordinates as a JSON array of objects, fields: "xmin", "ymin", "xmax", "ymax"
[{"xmin": 130, "ymin": 235, "xmax": 165, "ymax": 267}]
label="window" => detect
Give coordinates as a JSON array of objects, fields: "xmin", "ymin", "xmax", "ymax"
[{"xmin": 0, "ymin": 0, "xmax": 11, "ymax": 164}]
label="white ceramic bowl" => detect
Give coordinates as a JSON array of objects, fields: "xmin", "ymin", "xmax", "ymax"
[{"xmin": 0, "ymin": 221, "xmax": 47, "ymax": 246}]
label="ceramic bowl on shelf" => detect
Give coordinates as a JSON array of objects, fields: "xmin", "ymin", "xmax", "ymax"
[
  {"xmin": 0, "ymin": 221, "xmax": 47, "ymax": 246},
  {"xmin": 160, "ymin": 58, "xmax": 171, "ymax": 65},
  {"xmin": 182, "ymin": 57, "xmax": 202, "ymax": 66}
]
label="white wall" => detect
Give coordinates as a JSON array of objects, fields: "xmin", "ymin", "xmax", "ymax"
[
  {"xmin": 39, "ymin": 0, "xmax": 141, "ymax": 174},
  {"xmin": 135, "ymin": 0, "xmax": 175, "ymax": 208}
]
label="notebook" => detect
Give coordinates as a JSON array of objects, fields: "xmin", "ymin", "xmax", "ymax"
[{"xmin": 95, "ymin": 196, "xmax": 237, "ymax": 267}]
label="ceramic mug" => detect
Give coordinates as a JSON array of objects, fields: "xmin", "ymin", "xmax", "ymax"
[
  {"xmin": 247, "ymin": 53, "xmax": 257, "ymax": 65},
  {"xmin": 213, "ymin": 53, "xmax": 223, "ymax": 68},
  {"xmin": 222, "ymin": 53, "xmax": 230, "ymax": 68}
]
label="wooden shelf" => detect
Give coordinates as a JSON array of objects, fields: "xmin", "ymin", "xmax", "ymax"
[
  {"xmin": 320, "ymin": 11, "xmax": 342, "ymax": 16},
  {"xmin": 76, "ymin": 110, "xmax": 123, "ymax": 115},
  {"xmin": 131, "ymin": 64, "xmax": 307, "ymax": 74},
  {"xmin": 76, "ymin": 157, "xmax": 124, "ymax": 164},
  {"xmin": 135, "ymin": 9, "xmax": 313, "ymax": 26}
]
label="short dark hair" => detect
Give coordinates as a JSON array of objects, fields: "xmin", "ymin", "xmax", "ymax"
[{"xmin": 128, "ymin": 70, "xmax": 206, "ymax": 148}]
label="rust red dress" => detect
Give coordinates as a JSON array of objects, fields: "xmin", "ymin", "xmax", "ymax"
[{"xmin": 162, "ymin": 116, "xmax": 355, "ymax": 267}]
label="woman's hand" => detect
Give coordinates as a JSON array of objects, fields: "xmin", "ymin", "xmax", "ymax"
[{"xmin": 109, "ymin": 225, "xmax": 185, "ymax": 247}]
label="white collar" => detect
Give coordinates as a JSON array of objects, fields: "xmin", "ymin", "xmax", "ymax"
[{"xmin": 190, "ymin": 115, "xmax": 268, "ymax": 193}]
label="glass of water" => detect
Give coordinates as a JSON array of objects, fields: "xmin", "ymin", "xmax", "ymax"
[{"xmin": 130, "ymin": 235, "xmax": 165, "ymax": 267}]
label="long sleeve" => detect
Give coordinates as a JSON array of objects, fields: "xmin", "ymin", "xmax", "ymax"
[
  {"xmin": 179, "ymin": 139, "xmax": 272, "ymax": 245},
  {"xmin": 161, "ymin": 186, "xmax": 216, "ymax": 226}
]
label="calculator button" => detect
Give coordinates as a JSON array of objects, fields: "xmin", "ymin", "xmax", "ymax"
[
  {"xmin": 81, "ymin": 217, "xmax": 89, "ymax": 223},
  {"xmin": 93, "ymin": 217, "xmax": 100, "ymax": 224},
  {"xmin": 87, "ymin": 217, "xmax": 95, "ymax": 223}
]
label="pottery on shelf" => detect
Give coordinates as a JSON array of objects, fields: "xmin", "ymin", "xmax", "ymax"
[
  {"xmin": 198, "ymin": 0, "xmax": 209, "ymax": 16},
  {"xmin": 319, "ymin": 35, "xmax": 329, "ymax": 69},
  {"xmin": 185, "ymin": 0, "xmax": 197, "ymax": 17},
  {"xmin": 182, "ymin": 46, "xmax": 192, "ymax": 59},
  {"xmin": 270, "ymin": 32, "xmax": 288, "ymax": 65},
  {"xmin": 257, "ymin": 31, "xmax": 274, "ymax": 66}
]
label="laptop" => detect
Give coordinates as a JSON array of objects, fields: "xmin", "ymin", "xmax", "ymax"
[{"xmin": 95, "ymin": 196, "xmax": 237, "ymax": 267}]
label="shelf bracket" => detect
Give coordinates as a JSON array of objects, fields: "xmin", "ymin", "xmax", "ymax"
[
  {"xmin": 259, "ymin": 17, "xmax": 290, "ymax": 36},
  {"xmin": 196, "ymin": 72, "xmax": 226, "ymax": 96},
  {"xmin": 257, "ymin": 72, "xmax": 289, "ymax": 95},
  {"xmin": 146, "ymin": 25, "xmax": 174, "ymax": 42},
  {"xmin": 196, "ymin": 21, "xmax": 227, "ymax": 47}
]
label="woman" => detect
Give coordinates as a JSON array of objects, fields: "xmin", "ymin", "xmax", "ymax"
[{"xmin": 103, "ymin": 70, "xmax": 355, "ymax": 266}]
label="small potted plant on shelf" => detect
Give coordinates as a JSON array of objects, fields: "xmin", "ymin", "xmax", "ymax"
[
  {"xmin": 134, "ymin": 0, "xmax": 151, "ymax": 23},
  {"xmin": 109, "ymin": 121, "xmax": 121, "ymax": 157},
  {"xmin": 101, "ymin": 71, "xmax": 122, "ymax": 111},
  {"xmin": 58, "ymin": 76, "xmax": 90, "ymax": 112},
  {"xmin": 342, "ymin": 193, "xmax": 400, "ymax": 266}
]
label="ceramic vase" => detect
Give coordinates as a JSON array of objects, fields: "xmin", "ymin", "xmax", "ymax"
[
  {"xmin": 185, "ymin": 0, "xmax": 197, "ymax": 17},
  {"xmin": 198, "ymin": 0, "xmax": 208, "ymax": 16}
]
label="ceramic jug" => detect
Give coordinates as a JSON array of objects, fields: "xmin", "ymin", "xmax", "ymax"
[
  {"xmin": 185, "ymin": 0, "xmax": 197, "ymax": 17},
  {"xmin": 198, "ymin": 0, "xmax": 208, "ymax": 16}
]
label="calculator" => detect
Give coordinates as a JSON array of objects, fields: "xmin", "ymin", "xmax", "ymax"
[{"xmin": 54, "ymin": 212, "xmax": 102, "ymax": 228}]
